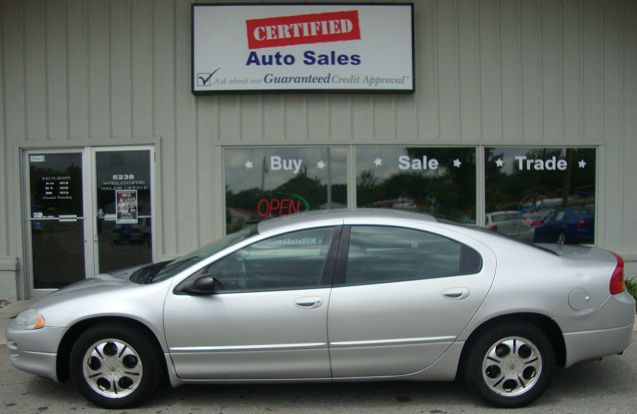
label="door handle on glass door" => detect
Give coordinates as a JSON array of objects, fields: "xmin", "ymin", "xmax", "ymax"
[
  {"xmin": 294, "ymin": 297, "xmax": 323, "ymax": 309},
  {"xmin": 441, "ymin": 288, "xmax": 470, "ymax": 300}
]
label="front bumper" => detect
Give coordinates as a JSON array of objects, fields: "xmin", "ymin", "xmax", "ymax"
[{"xmin": 5, "ymin": 325, "xmax": 66, "ymax": 382}]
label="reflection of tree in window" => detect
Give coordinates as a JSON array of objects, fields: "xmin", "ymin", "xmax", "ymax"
[
  {"xmin": 225, "ymin": 148, "xmax": 347, "ymax": 234},
  {"xmin": 356, "ymin": 147, "xmax": 476, "ymax": 223}
]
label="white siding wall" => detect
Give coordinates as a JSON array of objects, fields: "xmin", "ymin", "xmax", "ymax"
[{"xmin": 1, "ymin": 0, "xmax": 637, "ymax": 293}]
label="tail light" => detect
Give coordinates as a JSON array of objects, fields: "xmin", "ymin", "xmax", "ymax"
[
  {"xmin": 489, "ymin": 224, "xmax": 498, "ymax": 231},
  {"xmin": 576, "ymin": 219, "xmax": 587, "ymax": 228},
  {"xmin": 609, "ymin": 252, "xmax": 625, "ymax": 295}
]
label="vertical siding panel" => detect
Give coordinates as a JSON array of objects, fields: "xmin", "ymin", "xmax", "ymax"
[
  {"xmin": 0, "ymin": 2, "xmax": 7, "ymax": 255},
  {"xmin": 196, "ymin": 97, "xmax": 218, "ymax": 245},
  {"xmin": 602, "ymin": 0, "xmax": 625, "ymax": 248},
  {"xmin": 623, "ymin": 0, "xmax": 637, "ymax": 247},
  {"xmin": 328, "ymin": 96, "xmax": 351, "ymax": 141},
  {"xmin": 3, "ymin": 1, "xmax": 26, "ymax": 142},
  {"xmin": 562, "ymin": 0, "xmax": 583, "ymax": 142},
  {"xmin": 395, "ymin": 95, "xmax": 417, "ymax": 141},
  {"xmin": 520, "ymin": 0, "xmax": 543, "ymax": 141},
  {"xmin": 110, "ymin": 0, "xmax": 132, "ymax": 138},
  {"xmin": 175, "ymin": 0, "xmax": 197, "ymax": 252},
  {"xmin": 285, "ymin": 96, "xmax": 308, "ymax": 141},
  {"xmin": 240, "ymin": 97, "xmax": 263, "ymax": 142},
  {"xmin": 351, "ymin": 96, "xmax": 374, "ymax": 140},
  {"xmin": 479, "ymin": 0, "xmax": 502, "ymax": 141},
  {"xmin": 88, "ymin": 0, "xmax": 111, "ymax": 138},
  {"xmin": 582, "ymin": 0, "xmax": 603, "ymax": 142},
  {"xmin": 3, "ymin": 0, "xmax": 26, "ymax": 260},
  {"xmin": 416, "ymin": 0, "xmax": 439, "ymax": 140},
  {"xmin": 24, "ymin": 0, "xmax": 47, "ymax": 140},
  {"xmin": 67, "ymin": 0, "xmax": 89, "ymax": 139},
  {"xmin": 458, "ymin": 0, "xmax": 481, "ymax": 142},
  {"xmin": 45, "ymin": 0, "xmax": 69, "ymax": 140},
  {"xmin": 263, "ymin": 96, "xmax": 285, "ymax": 142},
  {"xmin": 436, "ymin": 0, "xmax": 460, "ymax": 141},
  {"xmin": 218, "ymin": 96, "xmax": 241, "ymax": 141},
  {"xmin": 307, "ymin": 95, "xmax": 330, "ymax": 140},
  {"xmin": 153, "ymin": 0, "xmax": 176, "ymax": 254},
  {"xmin": 500, "ymin": 0, "xmax": 523, "ymax": 141},
  {"xmin": 541, "ymin": 0, "xmax": 563, "ymax": 141},
  {"xmin": 131, "ymin": 0, "xmax": 153, "ymax": 136},
  {"xmin": 373, "ymin": 97, "xmax": 395, "ymax": 141}
]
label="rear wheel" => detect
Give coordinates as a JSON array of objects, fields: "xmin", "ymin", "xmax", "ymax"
[
  {"xmin": 463, "ymin": 322, "xmax": 555, "ymax": 408},
  {"xmin": 69, "ymin": 323, "xmax": 162, "ymax": 408}
]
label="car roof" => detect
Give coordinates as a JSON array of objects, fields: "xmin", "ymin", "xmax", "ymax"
[{"xmin": 257, "ymin": 208, "xmax": 437, "ymax": 233}]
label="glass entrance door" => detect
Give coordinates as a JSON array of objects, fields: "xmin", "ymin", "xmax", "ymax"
[
  {"xmin": 25, "ymin": 146, "xmax": 154, "ymax": 293},
  {"xmin": 93, "ymin": 149, "xmax": 153, "ymax": 273},
  {"xmin": 27, "ymin": 152, "xmax": 87, "ymax": 288}
]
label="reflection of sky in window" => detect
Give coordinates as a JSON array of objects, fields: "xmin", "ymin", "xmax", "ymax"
[
  {"xmin": 356, "ymin": 146, "xmax": 467, "ymax": 179},
  {"xmin": 225, "ymin": 147, "xmax": 347, "ymax": 193},
  {"xmin": 487, "ymin": 148, "xmax": 568, "ymax": 175}
]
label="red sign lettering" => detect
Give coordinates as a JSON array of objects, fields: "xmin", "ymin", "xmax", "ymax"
[
  {"xmin": 246, "ymin": 10, "xmax": 361, "ymax": 50},
  {"xmin": 257, "ymin": 198, "xmax": 302, "ymax": 217}
]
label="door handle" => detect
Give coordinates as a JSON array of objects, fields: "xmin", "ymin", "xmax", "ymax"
[
  {"xmin": 441, "ymin": 288, "xmax": 470, "ymax": 300},
  {"xmin": 295, "ymin": 297, "xmax": 323, "ymax": 309}
]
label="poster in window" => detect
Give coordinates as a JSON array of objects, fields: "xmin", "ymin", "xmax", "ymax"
[{"xmin": 115, "ymin": 190, "xmax": 138, "ymax": 224}]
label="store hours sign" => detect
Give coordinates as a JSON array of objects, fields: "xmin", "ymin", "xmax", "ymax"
[{"xmin": 192, "ymin": 3, "xmax": 414, "ymax": 93}]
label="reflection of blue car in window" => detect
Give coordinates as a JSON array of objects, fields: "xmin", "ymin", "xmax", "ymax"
[{"xmin": 533, "ymin": 207, "xmax": 594, "ymax": 244}]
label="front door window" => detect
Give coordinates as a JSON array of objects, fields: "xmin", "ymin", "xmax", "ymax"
[
  {"xmin": 95, "ymin": 150, "xmax": 152, "ymax": 273},
  {"xmin": 28, "ymin": 152, "xmax": 86, "ymax": 288}
]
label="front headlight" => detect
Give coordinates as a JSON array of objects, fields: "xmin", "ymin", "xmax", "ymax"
[{"xmin": 14, "ymin": 309, "xmax": 46, "ymax": 330}]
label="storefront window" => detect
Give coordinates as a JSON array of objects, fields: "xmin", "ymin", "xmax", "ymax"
[
  {"xmin": 485, "ymin": 147, "xmax": 596, "ymax": 244},
  {"xmin": 356, "ymin": 146, "xmax": 476, "ymax": 223},
  {"xmin": 225, "ymin": 147, "xmax": 348, "ymax": 233}
]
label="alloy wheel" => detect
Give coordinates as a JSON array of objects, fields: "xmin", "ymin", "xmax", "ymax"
[
  {"xmin": 82, "ymin": 338, "xmax": 144, "ymax": 399},
  {"xmin": 481, "ymin": 336, "xmax": 543, "ymax": 397}
]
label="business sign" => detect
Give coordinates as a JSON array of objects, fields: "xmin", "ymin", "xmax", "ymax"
[{"xmin": 192, "ymin": 3, "xmax": 414, "ymax": 94}]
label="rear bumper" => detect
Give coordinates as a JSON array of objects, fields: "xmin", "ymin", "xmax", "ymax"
[{"xmin": 563, "ymin": 323, "xmax": 633, "ymax": 368}]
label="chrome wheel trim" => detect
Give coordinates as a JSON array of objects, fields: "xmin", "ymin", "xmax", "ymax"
[
  {"xmin": 82, "ymin": 338, "xmax": 143, "ymax": 399},
  {"xmin": 481, "ymin": 336, "xmax": 543, "ymax": 398}
]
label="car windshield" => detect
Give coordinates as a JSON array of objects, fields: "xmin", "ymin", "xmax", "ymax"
[{"xmin": 147, "ymin": 225, "xmax": 258, "ymax": 283}]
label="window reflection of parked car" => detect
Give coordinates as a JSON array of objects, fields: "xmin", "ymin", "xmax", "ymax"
[
  {"xmin": 485, "ymin": 211, "xmax": 534, "ymax": 241},
  {"xmin": 533, "ymin": 207, "xmax": 594, "ymax": 244}
]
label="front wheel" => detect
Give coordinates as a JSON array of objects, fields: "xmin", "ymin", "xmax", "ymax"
[
  {"xmin": 69, "ymin": 323, "xmax": 163, "ymax": 409},
  {"xmin": 463, "ymin": 322, "xmax": 555, "ymax": 408}
]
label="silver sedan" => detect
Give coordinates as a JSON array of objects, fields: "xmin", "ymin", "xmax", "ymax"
[{"xmin": 6, "ymin": 209, "xmax": 635, "ymax": 409}]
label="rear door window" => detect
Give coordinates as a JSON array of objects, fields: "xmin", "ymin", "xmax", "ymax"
[{"xmin": 344, "ymin": 226, "xmax": 482, "ymax": 285}]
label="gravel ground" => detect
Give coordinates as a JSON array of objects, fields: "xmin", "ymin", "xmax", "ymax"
[{"xmin": 1, "ymin": 334, "xmax": 636, "ymax": 414}]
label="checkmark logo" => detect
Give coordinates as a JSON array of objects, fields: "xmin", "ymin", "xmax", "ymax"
[{"xmin": 196, "ymin": 67, "xmax": 221, "ymax": 87}]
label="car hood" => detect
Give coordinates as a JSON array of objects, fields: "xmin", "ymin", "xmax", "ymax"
[{"xmin": 33, "ymin": 264, "xmax": 148, "ymax": 309}]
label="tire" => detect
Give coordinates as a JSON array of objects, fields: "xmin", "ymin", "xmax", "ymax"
[
  {"xmin": 69, "ymin": 323, "xmax": 163, "ymax": 409},
  {"xmin": 463, "ymin": 321, "xmax": 555, "ymax": 408},
  {"xmin": 557, "ymin": 230, "xmax": 567, "ymax": 244}
]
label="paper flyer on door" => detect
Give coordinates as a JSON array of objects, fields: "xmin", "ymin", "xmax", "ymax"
[{"xmin": 115, "ymin": 189, "xmax": 138, "ymax": 224}]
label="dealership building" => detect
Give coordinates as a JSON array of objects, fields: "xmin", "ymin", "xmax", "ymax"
[{"xmin": 0, "ymin": 0, "xmax": 636, "ymax": 300}]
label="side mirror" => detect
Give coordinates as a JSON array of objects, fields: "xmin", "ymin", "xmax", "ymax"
[{"xmin": 176, "ymin": 274, "xmax": 222, "ymax": 295}]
